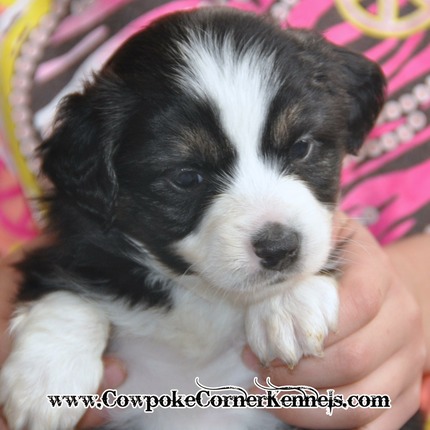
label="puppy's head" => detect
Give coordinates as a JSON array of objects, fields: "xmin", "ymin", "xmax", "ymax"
[{"xmin": 41, "ymin": 8, "xmax": 385, "ymax": 302}]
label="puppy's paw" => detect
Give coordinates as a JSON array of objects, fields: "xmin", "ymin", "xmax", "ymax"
[
  {"xmin": 0, "ymin": 292, "xmax": 109, "ymax": 430},
  {"xmin": 245, "ymin": 275, "xmax": 338, "ymax": 367}
]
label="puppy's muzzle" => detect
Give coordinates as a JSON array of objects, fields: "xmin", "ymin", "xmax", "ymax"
[{"xmin": 252, "ymin": 222, "xmax": 300, "ymax": 271}]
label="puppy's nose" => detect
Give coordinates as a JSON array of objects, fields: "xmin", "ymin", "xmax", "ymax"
[{"xmin": 252, "ymin": 223, "xmax": 300, "ymax": 271}]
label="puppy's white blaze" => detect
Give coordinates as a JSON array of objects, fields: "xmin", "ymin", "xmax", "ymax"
[
  {"xmin": 176, "ymin": 31, "xmax": 280, "ymax": 157},
  {"xmin": 174, "ymin": 30, "xmax": 333, "ymax": 299}
]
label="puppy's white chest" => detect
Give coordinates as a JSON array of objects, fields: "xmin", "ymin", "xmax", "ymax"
[{"xmin": 105, "ymin": 293, "xmax": 275, "ymax": 429}]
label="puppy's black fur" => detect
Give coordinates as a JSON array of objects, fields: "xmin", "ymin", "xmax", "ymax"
[
  {"xmin": 6, "ymin": 8, "xmax": 406, "ymax": 430},
  {"xmin": 20, "ymin": 9, "xmax": 385, "ymax": 307}
]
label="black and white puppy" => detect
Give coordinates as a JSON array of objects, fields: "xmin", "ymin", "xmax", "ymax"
[{"xmin": 0, "ymin": 8, "xmax": 385, "ymax": 430}]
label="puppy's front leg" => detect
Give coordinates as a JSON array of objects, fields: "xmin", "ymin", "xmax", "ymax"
[
  {"xmin": 0, "ymin": 291, "xmax": 110, "ymax": 430},
  {"xmin": 245, "ymin": 275, "xmax": 338, "ymax": 367}
]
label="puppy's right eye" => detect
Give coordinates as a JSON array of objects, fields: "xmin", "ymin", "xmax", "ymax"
[
  {"xmin": 170, "ymin": 169, "xmax": 204, "ymax": 190},
  {"xmin": 289, "ymin": 138, "xmax": 313, "ymax": 161}
]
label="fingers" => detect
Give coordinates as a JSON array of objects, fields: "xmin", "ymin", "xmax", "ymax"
[
  {"xmin": 243, "ymin": 213, "xmax": 426, "ymax": 429},
  {"xmin": 77, "ymin": 357, "xmax": 127, "ymax": 429},
  {"xmin": 253, "ymin": 344, "xmax": 422, "ymax": 429},
  {"xmin": 265, "ymin": 276, "xmax": 421, "ymax": 388},
  {"xmin": 359, "ymin": 380, "xmax": 422, "ymax": 430},
  {"xmin": 246, "ymin": 214, "xmax": 395, "ymax": 388},
  {"xmin": 327, "ymin": 213, "xmax": 390, "ymax": 346}
]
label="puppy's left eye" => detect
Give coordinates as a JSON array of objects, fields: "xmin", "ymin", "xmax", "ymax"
[
  {"xmin": 171, "ymin": 169, "xmax": 204, "ymax": 190},
  {"xmin": 289, "ymin": 138, "xmax": 313, "ymax": 161}
]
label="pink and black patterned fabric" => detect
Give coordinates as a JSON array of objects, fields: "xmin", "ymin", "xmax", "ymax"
[
  {"xmin": 1, "ymin": 0, "xmax": 430, "ymax": 254},
  {"xmin": 0, "ymin": 0, "xmax": 430, "ymax": 425}
]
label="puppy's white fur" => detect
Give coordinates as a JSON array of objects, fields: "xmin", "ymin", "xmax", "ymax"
[
  {"xmin": 0, "ymin": 292, "xmax": 109, "ymax": 430},
  {"xmin": 103, "ymin": 289, "xmax": 281, "ymax": 429},
  {"xmin": 0, "ymin": 15, "xmax": 340, "ymax": 430},
  {"xmin": 175, "ymin": 27, "xmax": 333, "ymax": 300},
  {"xmin": 176, "ymin": 31, "xmax": 280, "ymax": 155},
  {"xmin": 246, "ymin": 275, "xmax": 338, "ymax": 365},
  {"xmin": 176, "ymin": 173, "xmax": 333, "ymax": 300}
]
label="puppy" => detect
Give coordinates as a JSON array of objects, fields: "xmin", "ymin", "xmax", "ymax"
[{"xmin": 0, "ymin": 8, "xmax": 385, "ymax": 430}]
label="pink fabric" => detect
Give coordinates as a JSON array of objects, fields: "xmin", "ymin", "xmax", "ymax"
[
  {"xmin": 342, "ymin": 158, "xmax": 430, "ymax": 244},
  {"xmin": 0, "ymin": 159, "xmax": 38, "ymax": 255}
]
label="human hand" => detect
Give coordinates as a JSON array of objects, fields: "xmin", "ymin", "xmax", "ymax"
[
  {"xmin": 243, "ymin": 212, "xmax": 426, "ymax": 429},
  {"xmin": 0, "ymin": 240, "xmax": 127, "ymax": 430}
]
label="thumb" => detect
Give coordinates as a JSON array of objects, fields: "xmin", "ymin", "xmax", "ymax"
[
  {"xmin": 77, "ymin": 357, "xmax": 127, "ymax": 429},
  {"xmin": 100, "ymin": 357, "xmax": 127, "ymax": 390}
]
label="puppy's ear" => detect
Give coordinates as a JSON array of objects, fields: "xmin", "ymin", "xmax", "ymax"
[
  {"xmin": 285, "ymin": 30, "xmax": 386, "ymax": 155},
  {"xmin": 332, "ymin": 45, "xmax": 386, "ymax": 154},
  {"xmin": 40, "ymin": 78, "xmax": 129, "ymax": 225}
]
